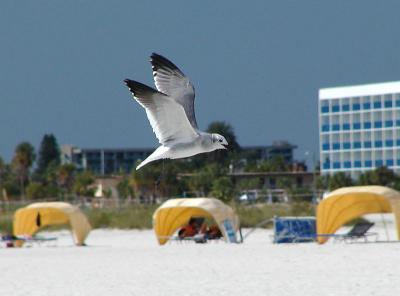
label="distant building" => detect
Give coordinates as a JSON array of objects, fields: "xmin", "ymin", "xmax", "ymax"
[
  {"xmin": 319, "ymin": 81, "xmax": 400, "ymax": 178},
  {"xmin": 62, "ymin": 140, "xmax": 298, "ymax": 176},
  {"xmin": 241, "ymin": 141, "xmax": 297, "ymax": 164},
  {"xmin": 61, "ymin": 145, "xmax": 153, "ymax": 175}
]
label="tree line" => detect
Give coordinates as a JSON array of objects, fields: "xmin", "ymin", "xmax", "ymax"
[{"xmin": 2, "ymin": 121, "xmax": 400, "ymax": 203}]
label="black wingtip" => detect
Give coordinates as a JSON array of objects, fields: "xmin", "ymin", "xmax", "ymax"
[
  {"xmin": 150, "ymin": 52, "xmax": 181, "ymax": 73},
  {"xmin": 123, "ymin": 79, "xmax": 160, "ymax": 97}
]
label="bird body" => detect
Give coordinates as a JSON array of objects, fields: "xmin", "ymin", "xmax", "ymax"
[{"xmin": 124, "ymin": 53, "xmax": 228, "ymax": 170}]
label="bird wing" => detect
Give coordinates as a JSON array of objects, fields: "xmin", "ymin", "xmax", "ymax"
[
  {"xmin": 150, "ymin": 53, "xmax": 198, "ymax": 129},
  {"xmin": 124, "ymin": 79, "xmax": 198, "ymax": 145}
]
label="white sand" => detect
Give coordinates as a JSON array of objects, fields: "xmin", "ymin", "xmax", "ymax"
[{"xmin": 1, "ymin": 217, "xmax": 400, "ymax": 296}]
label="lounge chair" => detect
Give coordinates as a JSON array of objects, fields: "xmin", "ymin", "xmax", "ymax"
[{"xmin": 319, "ymin": 221, "xmax": 378, "ymax": 243}]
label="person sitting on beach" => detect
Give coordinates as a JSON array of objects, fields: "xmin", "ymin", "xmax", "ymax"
[{"xmin": 178, "ymin": 222, "xmax": 198, "ymax": 239}]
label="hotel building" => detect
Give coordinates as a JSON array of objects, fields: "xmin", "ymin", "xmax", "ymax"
[{"xmin": 319, "ymin": 81, "xmax": 400, "ymax": 178}]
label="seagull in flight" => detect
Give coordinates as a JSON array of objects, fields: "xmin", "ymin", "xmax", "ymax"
[{"xmin": 124, "ymin": 53, "xmax": 228, "ymax": 170}]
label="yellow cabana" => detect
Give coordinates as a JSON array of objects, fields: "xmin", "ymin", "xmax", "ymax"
[
  {"xmin": 13, "ymin": 202, "xmax": 91, "ymax": 246},
  {"xmin": 317, "ymin": 186, "xmax": 400, "ymax": 244},
  {"xmin": 153, "ymin": 197, "xmax": 240, "ymax": 245}
]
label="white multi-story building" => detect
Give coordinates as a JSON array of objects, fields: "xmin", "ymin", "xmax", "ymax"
[{"xmin": 319, "ymin": 81, "xmax": 400, "ymax": 178}]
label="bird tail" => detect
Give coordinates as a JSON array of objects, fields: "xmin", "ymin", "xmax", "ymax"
[{"xmin": 136, "ymin": 146, "xmax": 169, "ymax": 170}]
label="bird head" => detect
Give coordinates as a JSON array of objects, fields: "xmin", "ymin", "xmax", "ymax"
[{"xmin": 212, "ymin": 134, "xmax": 228, "ymax": 150}]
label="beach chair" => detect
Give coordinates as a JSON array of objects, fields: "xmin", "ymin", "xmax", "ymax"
[{"xmin": 333, "ymin": 221, "xmax": 378, "ymax": 243}]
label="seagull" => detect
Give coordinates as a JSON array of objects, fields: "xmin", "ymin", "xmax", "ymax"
[{"xmin": 124, "ymin": 53, "xmax": 228, "ymax": 170}]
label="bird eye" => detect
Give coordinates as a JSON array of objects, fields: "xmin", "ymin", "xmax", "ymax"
[{"xmin": 219, "ymin": 139, "xmax": 222, "ymax": 142}]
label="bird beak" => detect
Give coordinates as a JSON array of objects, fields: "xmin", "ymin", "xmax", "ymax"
[{"xmin": 220, "ymin": 143, "xmax": 228, "ymax": 150}]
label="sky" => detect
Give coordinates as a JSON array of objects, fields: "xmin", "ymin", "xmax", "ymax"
[{"xmin": 2, "ymin": 1, "xmax": 400, "ymax": 164}]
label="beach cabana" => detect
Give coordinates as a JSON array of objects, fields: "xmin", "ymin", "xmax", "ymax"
[
  {"xmin": 153, "ymin": 197, "xmax": 240, "ymax": 245},
  {"xmin": 13, "ymin": 202, "xmax": 91, "ymax": 246},
  {"xmin": 317, "ymin": 186, "xmax": 400, "ymax": 244}
]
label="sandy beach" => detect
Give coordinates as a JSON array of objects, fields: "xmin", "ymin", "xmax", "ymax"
[{"xmin": 1, "ymin": 215, "xmax": 400, "ymax": 296}]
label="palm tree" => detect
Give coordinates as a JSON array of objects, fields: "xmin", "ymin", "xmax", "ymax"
[
  {"xmin": 0, "ymin": 156, "xmax": 4, "ymax": 193},
  {"xmin": 328, "ymin": 172, "xmax": 353, "ymax": 191},
  {"xmin": 57, "ymin": 164, "xmax": 76, "ymax": 198},
  {"xmin": 12, "ymin": 142, "xmax": 36, "ymax": 200}
]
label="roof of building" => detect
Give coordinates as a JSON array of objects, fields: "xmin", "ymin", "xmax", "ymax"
[{"xmin": 319, "ymin": 80, "xmax": 400, "ymax": 99}]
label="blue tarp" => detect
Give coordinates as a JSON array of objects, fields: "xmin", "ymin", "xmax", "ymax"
[{"xmin": 273, "ymin": 216, "xmax": 316, "ymax": 243}]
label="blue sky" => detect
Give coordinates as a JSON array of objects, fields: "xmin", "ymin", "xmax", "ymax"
[{"xmin": 2, "ymin": 1, "xmax": 400, "ymax": 163}]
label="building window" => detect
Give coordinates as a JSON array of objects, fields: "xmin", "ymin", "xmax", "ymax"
[
  {"xmin": 375, "ymin": 140, "xmax": 383, "ymax": 148},
  {"xmin": 332, "ymin": 105, "xmax": 340, "ymax": 112},
  {"xmin": 342, "ymin": 123, "xmax": 350, "ymax": 130},
  {"xmin": 322, "ymin": 124, "xmax": 330, "ymax": 132},
  {"xmin": 321, "ymin": 106, "xmax": 329, "ymax": 113},
  {"xmin": 323, "ymin": 163, "xmax": 330, "ymax": 169},
  {"xmin": 364, "ymin": 141, "xmax": 372, "ymax": 148},
  {"xmin": 354, "ymin": 161, "xmax": 362, "ymax": 168},
  {"xmin": 374, "ymin": 121, "xmax": 382, "ymax": 128},
  {"xmin": 385, "ymin": 120, "xmax": 393, "ymax": 127},
  {"xmin": 363, "ymin": 102, "xmax": 371, "ymax": 109},
  {"xmin": 385, "ymin": 140, "xmax": 394, "ymax": 147},
  {"xmin": 343, "ymin": 142, "xmax": 351, "ymax": 149},
  {"xmin": 332, "ymin": 124, "xmax": 340, "ymax": 131},
  {"xmin": 353, "ymin": 142, "xmax": 362, "ymax": 149},
  {"xmin": 375, "ymin": 160, "xmax": 383, "ymax": 167},
  {"xmin": 386, "ymin": 159, "xmax": 394, "ymax": 166},
  {"xmin": 322, "ymin": 143, "xmax": 330, "ymax": 150},
  {"xmin": 332, "ymin": 143, "xmax": 340, "ymax": 150},
  {"xmin": 352, "ymin": 103, "xmax": 361, "ymax": 111},
  {"xmin": 364, "ymin": 122, "xmax": 372, "ymax": 129},
  {"xmin": 384, "ymin": 100, "xmax": 393, "ymax": 108},
  {"xmin": 365, "ymin": 160, "xmax": 372, "ymax": 167},
  {"xmin": 333, "ymin": 162, "xmax": 341, "ymax": 169},
  {"xmin": 344, "ymin": 161, "xmax": 351, "ymax": 168},
  {"xmin": 342, "ymin": 104, "xmax": 350, "ymax": 111},
  {"xmin": 353, "ymin": 122, "xmax": 361, "ymax": 130},
  {"xmin": 374, "ymin": 101, "xmax": 382, "ymax": 109},
  {"xmin": 396, "ymin": 100, "xmax": 400, "ymax": 107}
]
